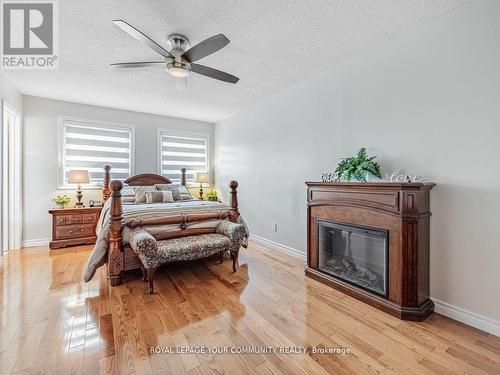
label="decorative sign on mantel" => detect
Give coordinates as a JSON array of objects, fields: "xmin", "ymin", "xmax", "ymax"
[
  {"xmin": 321, "ymin": 172, "xmax": 340, "ymax": 183},
  {"xmin": 385, "ymin": 169, "xmax": 427, "ymax": 183}
]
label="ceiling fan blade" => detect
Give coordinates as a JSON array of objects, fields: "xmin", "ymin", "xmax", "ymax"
[
  {"xmin": 182, "ymin": 34, "xmax": 229, "ymax": 63},
  {"xmin": 113, "ymin": 20, "xmax": 173, "ymax": 58},
  {"xmin": 190, "ymin": 63, "xmax": 239, "ymax": 84},
  {"xmin": 111, "ymin": 61, "xmax": 165, "ymax": 68}
]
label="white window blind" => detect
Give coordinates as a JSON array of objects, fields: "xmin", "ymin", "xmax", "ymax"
[
  {"xmin": 61, "ymin": 119, "xmax": 133, "ymax": 185},
  {"xmin": 159, "ymin": 133, "xmax": 208, "ymax": 184}
]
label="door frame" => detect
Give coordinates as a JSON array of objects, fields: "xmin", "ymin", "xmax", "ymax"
[{"xmin": 1, "ymin": 100, "xmax": 22, "ymax": 253}]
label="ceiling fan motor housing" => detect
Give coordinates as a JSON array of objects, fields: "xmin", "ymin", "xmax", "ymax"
[{"xmin": 167, "ymin": 34, "xmax": 190, "ymax": 55}]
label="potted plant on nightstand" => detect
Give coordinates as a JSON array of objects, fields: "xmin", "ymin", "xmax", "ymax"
[
  {"xmin": 52, "ymin": 195, "xmax": 71, "ymax": 209},
  {"xmin": 335, "ymin": 148, "xmax": 382, "ymax": 182},
  {"xmin": 207, "ymin": 189, "xmax": 219, "ymax": 202}
]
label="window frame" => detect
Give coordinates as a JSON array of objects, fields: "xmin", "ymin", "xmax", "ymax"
[
  {"xmin": 157, "ymin": 128, "xmax": 211, "ymax": 186},
  {"xmin": 57, "ymin": 116, "xmax": 135, "ymax": 189}
]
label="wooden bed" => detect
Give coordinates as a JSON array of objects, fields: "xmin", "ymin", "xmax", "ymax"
[{"xmin": 100, "ymin": 165, "xmax": 241, "ymax": 286}]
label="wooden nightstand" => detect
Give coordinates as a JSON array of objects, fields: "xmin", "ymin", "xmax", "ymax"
[{"xmin": 48, "ymin": 207, "xmax": 102, "ymax": 249}]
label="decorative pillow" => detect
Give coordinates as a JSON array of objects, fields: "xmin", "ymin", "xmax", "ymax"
[
  {"xmin": 134, "ymin": 186, "xmax": 156, "ymax": 203},
  {"xmin": 122, "ymin": 196, "xmax": 136, "ymax": 204},
  {"xmin": 145, "ymin": 191, "xmax": 174, "ymax": 204},
  {"xmin": 178, "ymin": 185, "xmax": 195, "ymax": 201},
  {"xmin": 154, "ymin": 184, "xmax": 181, "ymax": 201},
  {"xmin": 121, "ymin": 185, "xmax": 135, "ymax": 197}
]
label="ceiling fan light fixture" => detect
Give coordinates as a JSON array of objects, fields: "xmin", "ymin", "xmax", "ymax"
[{"xmin": 168, "ymin": 66, "xmax": 189, "ymax": 78}]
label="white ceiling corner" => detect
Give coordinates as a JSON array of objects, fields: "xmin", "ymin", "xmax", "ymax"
[{"xmin": 4, "ymin": 0, "xmax": 470, "ymax": 123}]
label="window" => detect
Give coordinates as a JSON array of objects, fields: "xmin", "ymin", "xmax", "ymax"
[
  {"xmin": 158, "ymin": 131, "xmax": 209, "ymax": 184},
  {"xmin": 59, "ymin": 117, "xmax": 134, "ymax": 186}
]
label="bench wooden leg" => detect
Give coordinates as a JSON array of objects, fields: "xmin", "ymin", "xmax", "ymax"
[
  {"xmin": 140, "ymin": 264, "xmax": 147, "ymax": 282},
  {"xmin": 109, "ymin": 275, "xmax": 121, "ymax": 287},
  {"xmin": 147, "ymin": 268, "xmax": 157, "ymax": 294},
  {"xmin": 231, "ymin": 250, "xmax": 239, "ymax": 272}
]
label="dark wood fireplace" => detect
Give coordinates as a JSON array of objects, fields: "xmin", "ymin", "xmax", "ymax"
[{"xmin": 305, "ymin": 182, "xmax": 435, "ymax": 321}]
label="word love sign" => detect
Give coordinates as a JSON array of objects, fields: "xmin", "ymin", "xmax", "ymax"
[
  {"xmin": 385, "ymin": 169, "xmax": 427, "ymax": 183},
  {"xmin": 321, "ymin": 172, "xmax": 340, "ymax": 183}
]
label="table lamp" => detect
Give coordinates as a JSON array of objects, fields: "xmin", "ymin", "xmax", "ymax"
[
  {"xmin": 68, "ymin": 169, "xmax": 90, "ymax": 207},
  {"xmin": 195, "ymin": 172, "xmax": 209, "ymax": 200}
]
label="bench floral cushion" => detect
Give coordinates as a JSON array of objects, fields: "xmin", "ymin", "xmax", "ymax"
[
  {"xmin": 129, "ymin": 221, "xmax": 245, "ymax": 270},
  {"xmin": 216, "ymin": 220, "xmax": 246, "ymax": 246}
]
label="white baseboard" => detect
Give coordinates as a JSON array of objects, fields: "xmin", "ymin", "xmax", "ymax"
[
  {"xmin": 249, "ymin": 234, "xmax": 499, "ymax": 337},
  {"xmin": 250, "ymin": 234, "xmax": 306, "ymax": 260},
  {"xmin": 433, "ymin": 298, "xmax": 500, "ymax": 337},
  {"xmin": 21, "ymin": 238, "xmax": 49, "ymax": 248}
]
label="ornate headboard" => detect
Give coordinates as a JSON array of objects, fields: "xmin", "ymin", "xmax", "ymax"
[
  {"xmin": 102, "ymin": 165, "xmax": 187, "ymax": 203},
  {"xmin": 124, "ymin": 174, "xmax": 171, "ymax": 186}
]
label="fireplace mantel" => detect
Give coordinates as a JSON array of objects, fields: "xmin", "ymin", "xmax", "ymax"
[{"xmin": 305, "ymin": 181, "xmax": 435, "ymax": 321}]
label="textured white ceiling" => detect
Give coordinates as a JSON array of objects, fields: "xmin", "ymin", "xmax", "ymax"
[{"xmin": 4, "ymin": 0, "xmax": 468, "ymax": 122}]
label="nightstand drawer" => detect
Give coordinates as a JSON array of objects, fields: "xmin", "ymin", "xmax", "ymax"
[
  {"xmin": 55, "ymin": 224, "xmax": 95, "ymax": 239},
  {"xmin": 55, "ymin": 214, "xmax": 98, "ymax": 225}
]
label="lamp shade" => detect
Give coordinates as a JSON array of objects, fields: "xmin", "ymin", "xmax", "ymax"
[
  {"xmin": 68, "ymin": 169, "xmax": 90, "ymax": 184},
  {"xmin": 195, "ymin": 172, "xmax": 209, "ymax": 184}
]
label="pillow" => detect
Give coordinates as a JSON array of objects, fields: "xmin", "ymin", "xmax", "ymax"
[
  {"xmin": 122, "ymin": 196, "xmax": 136, "ymax": 203},
  {"xmin": 145, "ymin": 191, "xmax": 174, "ymax": 204},
  {"xmin": 155, "ymin": 184, "xmax": 181, "ymax": 201},
  {"xmin": 178, "ymin": 185, "xmax": 195, "ymax": 201},
  {"xmin": 134, "ymin": 186, "xmax": 156, "ymax": 203},
  {"xmin": 121, "ymin": 185, "xmax": 135, "ymax": 197}
]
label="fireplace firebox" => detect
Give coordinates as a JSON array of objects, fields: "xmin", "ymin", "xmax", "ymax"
[
  {"xmin": 317, "ymin": 220, "xmax": 388, "ymax": 297},
  {"xmin": 306, "ymin": 182, "xmax": 435, "ymax": 321}
]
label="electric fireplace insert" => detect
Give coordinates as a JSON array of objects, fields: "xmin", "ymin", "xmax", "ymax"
[{"xmin": 317, "ymin": 220, "xmax": 388, "ymax": 298}]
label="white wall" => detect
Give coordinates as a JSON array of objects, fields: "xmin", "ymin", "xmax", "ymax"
[
  {"xmin": 215, "ymin": 0, "xmax": 500, "ymax": 328},
  {"xmin": 23, "ymin": 95, "xmax": 213, "ymax": 243},
  {"xmin": 0, "ymin": 70, "xmax": 22, "ymax": 112}
]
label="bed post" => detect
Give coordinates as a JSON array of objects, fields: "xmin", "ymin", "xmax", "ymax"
[
  {"xmin": 181, "ymin": 167, "xmax": 187, "ymax": 186},
  {"xmin": 108, "ymin": 180, "xmax": 124, "ymax": 287},
  {"xmin": 229, "ymin": 180, "xmax": 240, "ymax": 222},
  {"xmin": 229, "ymin": 180, "xmax": 241, "ymax": 270},
  {"xmin": 102, "ymin": 164, "xmax": 111, "ymax": 204}
]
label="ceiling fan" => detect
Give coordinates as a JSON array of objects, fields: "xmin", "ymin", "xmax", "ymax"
[{"xmin": 111, "ymin": 20, "xmax": 239, "ymax": 84}]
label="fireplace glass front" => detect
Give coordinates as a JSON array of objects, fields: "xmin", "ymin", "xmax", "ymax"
[{"xmin": 317, "ymin": 220, "xmax": 388, "ymax": 297}]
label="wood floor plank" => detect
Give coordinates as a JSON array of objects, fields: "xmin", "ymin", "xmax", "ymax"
[{"xmin": 0, "ymin": 242, "xmax": 499, "ymax": 375}]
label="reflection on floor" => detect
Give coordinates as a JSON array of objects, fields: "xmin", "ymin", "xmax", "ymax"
[{"xmin": 0, "ymin": 241, "xmax": 499, "ymax": 374}]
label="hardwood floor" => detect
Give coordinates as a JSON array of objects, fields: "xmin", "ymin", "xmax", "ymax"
[{"xmin": 1, "ymin": 242, "xmax": 499, "ymax": 375}]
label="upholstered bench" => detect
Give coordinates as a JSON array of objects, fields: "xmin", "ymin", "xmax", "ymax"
[{"xmin": 129, "ymin": 221, "xmax": 246, "ymax": 293}]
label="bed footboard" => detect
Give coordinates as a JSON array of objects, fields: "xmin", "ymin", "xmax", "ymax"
[{"xmin": 102, "ymin": 165, "xmax": 240, "ymax": 287}]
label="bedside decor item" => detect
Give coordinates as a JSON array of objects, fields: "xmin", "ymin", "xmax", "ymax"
[
  {"xmin": 49, "ymin": 207, "xmax": 102, "ymax": 249},
  {"xmin": 52, "ymin": 195, "xmax": 71, "ymax": 209},
  {"xmin": 321, "ymin": 172, "xmax": 340, "ymax": 183},
  {"xmin": 89, "ymin": 200, "xmax": 103, "ymax": 208},
  {"xmin": 207, "ymin": 189, "xmax": 219, "ymax": 201},
  {"xmin": 195, "ymin": 172, "xmax": 209, "ymax": 200},
  {"xmin": 386, "ymin": 169, "xmax": 427, "ymax": 183},
  {"xmin": 335, "ymin": 148, "xmax": 382, "ymax": 182},
  {"xmin": 68, "ymin": 169, "xmax": 90, "ymax": 207}
]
